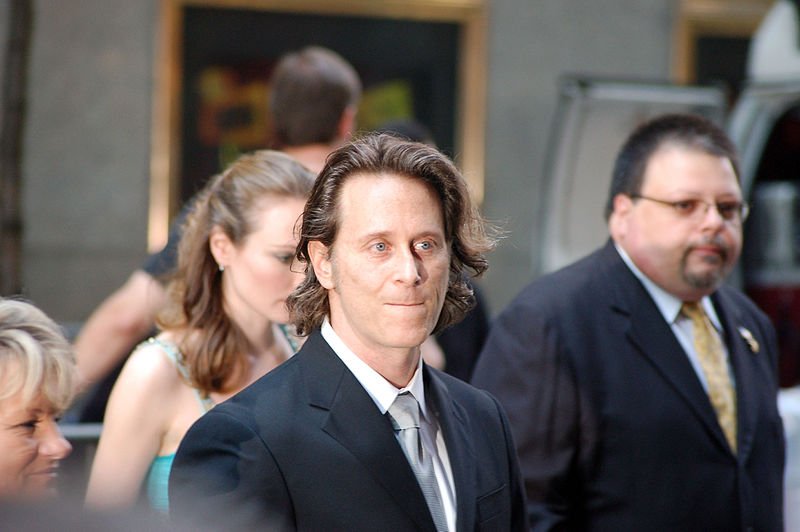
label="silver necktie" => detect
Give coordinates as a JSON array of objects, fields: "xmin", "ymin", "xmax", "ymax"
[{"xmin": 388, "ymin": 392, "xmax": 448, "ymax": 531}]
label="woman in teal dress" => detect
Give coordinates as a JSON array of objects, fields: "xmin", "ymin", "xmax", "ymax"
[{"xmin": 85, "ymin": 150, "xmax": 313, "ymax": 513}]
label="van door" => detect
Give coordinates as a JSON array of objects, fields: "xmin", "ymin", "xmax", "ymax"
[{"xmin": 731, "ymin": 81, "xmax": 800, "ymax": 387}]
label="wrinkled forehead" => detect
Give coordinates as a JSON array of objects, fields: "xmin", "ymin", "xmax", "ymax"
[
  {"xmin": 346, "ymin": 169, "xmax": 439, "ymax": 207},
  {"xmin": 334, "ymin": 169, "xmax": 443, "ymax": 216}
]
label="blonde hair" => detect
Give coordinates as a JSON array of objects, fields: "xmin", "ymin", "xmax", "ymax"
[
  {"xmin": 158, "ymin": 150, "xmax": 315, "ymax": 394},
  {"xmin": 0, "ymin": 298, "xmax": 76, "ymax": 412}
]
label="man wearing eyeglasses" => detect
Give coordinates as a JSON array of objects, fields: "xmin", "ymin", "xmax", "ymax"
[{"xmin": 472, "ymin": 113, "xmax": 784, "ymax": 531}]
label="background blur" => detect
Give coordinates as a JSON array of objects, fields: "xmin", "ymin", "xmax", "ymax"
[{"xmin": 0, "ymin": 0, "xmax": 773, "ymax": 322}]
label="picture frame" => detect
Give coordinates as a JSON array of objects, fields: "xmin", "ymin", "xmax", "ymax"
[
  {"xmin": 672, "ymin": 0, "xmax": 773, "ymax": 86},
  {"xmin": 149, "ymin": 0, "xmax": 487, "ymax": 251}
]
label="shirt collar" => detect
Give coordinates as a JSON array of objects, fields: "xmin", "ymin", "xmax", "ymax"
[
  {"xmin": 614, "ymin": 243, "xmax": 722, "ymax": 330},
  {"xmin": 320, "ymin": 318, "xmax": 427, "ymax": 418}
]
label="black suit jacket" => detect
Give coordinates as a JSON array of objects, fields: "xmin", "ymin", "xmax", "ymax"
[
  {"xmin": 169, "ymin": 330, "xmax": 526, "ymax": 531},
  {"xmin": 471, "ymin": 241, "xmax": 785, "ymax": 531}
]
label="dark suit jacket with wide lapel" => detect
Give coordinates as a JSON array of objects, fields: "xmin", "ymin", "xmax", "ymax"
[
  {"xmin": 471, "ymin": 240, "xmax": 785, "ymax": 531},
  {"xmin": 170, "ymin": 330, "xmax": 527, "ymax": 531}
]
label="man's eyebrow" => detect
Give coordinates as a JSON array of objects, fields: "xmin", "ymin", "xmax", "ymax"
[
  {"xmin": 357, "ymin": 228, "xmax": 445, "ymax": 241},
  {"xmin": 353, "ymin": 230, "xmax": 391, "ymax": 244}
]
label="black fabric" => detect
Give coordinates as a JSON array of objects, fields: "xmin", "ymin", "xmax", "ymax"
[
  {"xmin": 141, "ymin": 202, "xmax": 193, "ymax": 280},
  {"xmin": 472, "ymin": 240, "xmax": 785, "ymax": 531},
  {"xmin": 169, "ymin": 330, "xmax": 527, "ymax": 531}
]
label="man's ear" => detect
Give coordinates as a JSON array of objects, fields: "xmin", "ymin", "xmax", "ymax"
[
  {"xmin": 308, "ymin": 241, "xmax": 334, "ymax": 289},
  {"xmin": 209, "ymin": 226, "xmax": 234, "ymax": 269},
  {"xmin": 613, "ymin": 193, "xmax": 633, "ymax": 215},
  {"xmin": 337, "ymin": 105, "xmax": 357, "ymax": 142},
  {"xmin": 608, "ymin": 194, "xmax": 633, "ymax": 240}
]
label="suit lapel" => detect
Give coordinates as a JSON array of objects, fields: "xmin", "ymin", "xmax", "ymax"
[
  {"xmin": 299, "ymin": 332, "xmax": 436, "ymax": 532},
  {"xmin": 602, "ymin": 244, "xmax": 733, "ymax": 453},
  {"xmin": 425, "ymin": 368, "xmax": 477, "ymax": 532}
]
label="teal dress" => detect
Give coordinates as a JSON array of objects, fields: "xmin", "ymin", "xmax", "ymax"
[
  {"xmin": 143, "ymin": 338, "xmax": 214, "ymax": 513},
  {"xmin": 143, "ymin": 325, "xmax": 300, "ymax": 513},
  {"xmin": 146, "ymin": 454, "xmax": 177, "ymax": 512}
]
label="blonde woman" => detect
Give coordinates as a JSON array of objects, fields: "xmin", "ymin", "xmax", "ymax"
[
  {"xmin": 0, "ymin": 298, "xmax": 75, "ymax": 500},
  {"xmin": 85, "ymin": 150, "xmax": 314, "ymax": 512}
]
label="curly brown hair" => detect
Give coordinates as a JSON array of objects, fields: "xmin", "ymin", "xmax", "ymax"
[
  {"xmin": 287, "ymin": 133, "xmax": 496, "ymax": 336},
  {"xmin": 157, "ymin": 150, "xmax": 314, "ymax": 394}
]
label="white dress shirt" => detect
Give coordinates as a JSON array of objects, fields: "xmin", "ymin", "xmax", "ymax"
[
  {"xmin": 615, "ymin": 244, "xmax": 736, "ymax": 391},
  {"xmin": 321, "ymin": 318, "xmax": 457, "ymax": 531}
]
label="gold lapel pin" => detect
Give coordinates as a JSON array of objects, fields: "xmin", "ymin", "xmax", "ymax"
[{"xmin": 738, "ymin": 327, "xmax": 759, "ymax": 354}]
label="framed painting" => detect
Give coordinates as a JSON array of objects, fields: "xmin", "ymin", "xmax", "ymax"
[
  {"xmin": 149, "ymin": 0, "xmax": 487, "ymax": 250},
  {"xmin": 672, "ymin": 0, "xmax": 773, "ymax": 93}
]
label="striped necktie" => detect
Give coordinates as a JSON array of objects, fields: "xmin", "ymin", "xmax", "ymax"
[{"xmin": 388, "ymin": 392, "xmax": 448, "ymax": 531}]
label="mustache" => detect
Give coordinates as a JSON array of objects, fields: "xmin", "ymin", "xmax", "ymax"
[{"xmin": 687, "ymin": 235, "xmax": 730, "ymax": 261}]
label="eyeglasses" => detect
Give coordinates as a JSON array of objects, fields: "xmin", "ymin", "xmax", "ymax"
[{"xmin": 630, "ymin": 194, "xmax": 749, "ymax": 223}]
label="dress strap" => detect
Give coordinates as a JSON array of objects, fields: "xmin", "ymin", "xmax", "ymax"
[
  {"xmin": 139, "ymin": 337, "xmax": 215, "ymax": 413},
  {"xmin": 277, "ymin": 323, "xmax": 301, "ymax": 353}
]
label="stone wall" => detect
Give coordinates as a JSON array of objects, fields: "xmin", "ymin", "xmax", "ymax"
[{"xmin": 21, "ymin": 0, "xmax": 156, "ymax": 320}]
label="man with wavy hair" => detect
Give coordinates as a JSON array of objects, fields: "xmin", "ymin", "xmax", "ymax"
[{"xmin": 170, "ymin": 133, "xmax": 526, "ymax": 531}]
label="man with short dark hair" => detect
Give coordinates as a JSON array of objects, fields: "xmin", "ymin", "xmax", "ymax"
[
  {"xmin": 472, "ymin": 113, "xmax": 785, "ymax": 530},
  {"xmin": 270, "ymin": 46, "xmax": 361, "ymax": 172},
  {"xmin": 169, "ymin": 133, "xmax": 527, "ymax": 531}
]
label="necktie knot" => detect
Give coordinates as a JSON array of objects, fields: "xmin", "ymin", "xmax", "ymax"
[
  {"xmin": 388, "ymin": 392, "xmax": 421, "ymax": 431},
  {"xmin": 681, "ymin": 301, "xmax": 706, "ymax": 323}
]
